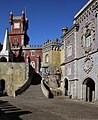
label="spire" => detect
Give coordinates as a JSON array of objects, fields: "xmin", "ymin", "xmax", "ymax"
[{"xmin": 2, "ymin": 28, "xmax": 10, "ymax": 51}]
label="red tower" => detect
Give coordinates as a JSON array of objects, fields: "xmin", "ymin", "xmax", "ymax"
[
  {"xmin": 9, "ymin": 11, "xmax": 29, "ymax": 48},
  {"xmin": 8, "ymin": 11, "xmax": 42, "ymax": 73}
]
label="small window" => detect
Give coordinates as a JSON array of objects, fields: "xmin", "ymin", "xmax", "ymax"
[
  {"xmin": 45, "ymin": 54, "xmax": 49, "ymax": 63},
  {"xmin": 31, "ymin": 50, "xmax": 35, "ymax": 56},
  {"xmin": 21, "ymin": 51, "xmax": 25, "ymax": 56},
  {"xmin": 13, "ymin": 38, "xmax": 18, "ymax": 44},
  {"xmin": 67, "ymin": 64, "xmax": 71, "ymax": 75},
  {"xmin": 85, "ymin": 36, "xmax": 91, "ymax": 48},
  {"xmin": 67, "ymin": 45, "xmax": 72, "ymax": 57}
]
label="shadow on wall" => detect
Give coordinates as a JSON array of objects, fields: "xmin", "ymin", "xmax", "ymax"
[
  {"xmin": 15, "ymin": 65, "xmax": 41, "ymax": 95},
  {"xmin": 0, "ymin": 100, "xmax": 32, "ymax": 120},
  {"xmin": 15, "ymin": 65, "xmax": 35, "ymax": 96},
  {"xmin": 31, "ymin": 73, "xmax": 42, "ymax": 85}
]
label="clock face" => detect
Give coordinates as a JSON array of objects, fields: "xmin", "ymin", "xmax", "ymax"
[{"xmin": 14, "ymin": 23, "xmax": 20, "ymax": 28}]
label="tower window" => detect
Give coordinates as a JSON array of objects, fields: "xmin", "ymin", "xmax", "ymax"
[
  {"xmin": 31, "ymin": 50, "xmax": 35, "ymax": 56},
  {"xmin": 13, "ymin": 38, "xmax": 18, "ymax": 44},
  {"xmin": 13, "ymin": 38, "xmax": 19, "ymax": 47},
  {"xmin": 21, "ymin": 51, "xmax": 25, "ymax": 56}
]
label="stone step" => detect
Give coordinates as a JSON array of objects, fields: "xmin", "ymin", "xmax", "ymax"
[
  {"xmin": 18, "ymin": 84, "xmax": 45, "ymax": 98},
  {"xmin": 55, "ymin": 95, "xmax": 72, "ymax": 99}
]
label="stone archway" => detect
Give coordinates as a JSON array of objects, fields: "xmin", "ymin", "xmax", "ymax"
[
  {"xmin": 64, "ymin": 78, "xmax": 68, "ymax": 96},
  {"xmin": 0, "ymin": 79, "xmax": 5, "ymax": 96},
  {"xmin": 82, "ymin": 78, "xmax": 95, "ymax": 102},
  {"xmin": 0, "ymin": 57, "xmax": 7, "ymax": 62}
]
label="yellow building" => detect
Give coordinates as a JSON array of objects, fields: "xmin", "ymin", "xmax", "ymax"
[
  {"xmin": 41, "ymin": 27, "xmax": 68, "ymax": 97},
  {"xmin": 42, "ymin": 38, "xmax": 62, "ymax": 73},
  {"xmin": 42, "ymin": 38, "xmax": 64, "ymax": 96}
]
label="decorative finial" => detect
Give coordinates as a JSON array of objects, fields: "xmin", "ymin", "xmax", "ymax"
[{"xmin": 10, "ymin": 11, "xmax": 13, "ymax": 14}]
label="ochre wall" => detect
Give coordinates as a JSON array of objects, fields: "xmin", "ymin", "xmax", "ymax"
[
  {"xmin": 42, "ymin": 49, "xmax": 61, "ymax": 69},
  {"xmin": 0, "ymin": 62, "xmax": 27, "ymax": 97}
]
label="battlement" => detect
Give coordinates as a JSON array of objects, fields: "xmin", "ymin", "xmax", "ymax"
[
  {"xmin": 43, "ymin": 38, "xmax": 61, "ymax": 46},
  {"xmin": 42, "ymin": 38, "xmax": 62, "ymax": 52},
  {"xmin": 24, "ymin": 44, "xmax": 42, "ymax": 49}
]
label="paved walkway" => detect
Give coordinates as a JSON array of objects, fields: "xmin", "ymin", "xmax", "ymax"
[{"xmin": 0, "ymin": 84, "xmax": 98, "ymax": 120}]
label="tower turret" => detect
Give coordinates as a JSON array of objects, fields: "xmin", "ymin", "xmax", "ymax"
[
  {"xmin": 9, "ymin": 11, "xmax": 29, "ymax": 48},
  {"xmin": 0, "ymin": 28, "xmax": 10, "ymax": 61}
]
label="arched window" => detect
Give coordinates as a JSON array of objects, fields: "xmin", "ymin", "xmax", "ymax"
[
  {"xmin": 85, "ymin": 29, "xmax": 91, "ymax": 48},
  {"xmin": 85, "ymin": 35, "xmax": 91, "ymax": 48},
  {"xmin": 31, "ymin": 50, "xmax": 35, "ymax": 56},
  {"xmin": 45, "ymin": 54, "xmax": 49, "ymax": 63},
  {"xmin": 30, "ymin": 61, "xmax": 35, "ymax": 68},
  {"xmin": 0, "ymin": 57, "xmax": 7, "ymax": 62}
]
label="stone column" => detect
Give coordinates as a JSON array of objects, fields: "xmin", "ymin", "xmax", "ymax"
[
  {"xmin": 62, "ymin": 80, "xmax": 65, "ymax": 96},
  {"xmin": 37, "ymin": 55, "xmax": 40, "ymax": 73},
  {"xmin": 87, "ymin": 87, "xmax": 90, "ymax": 102},
  {"xmin": 92, "ymin": 91, "xmax": 95, "ymax": 102},
  {"xmin": 82, "ymin": 85, "xmax": 86, "ymax": 101},
  {"xmin": 68, "ymin": 81, "xmax": 71, "ymax": 96}
]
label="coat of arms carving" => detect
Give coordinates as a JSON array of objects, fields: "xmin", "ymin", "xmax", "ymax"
[{"xmin": 83, "ymin": 55, "xmax": 93, "ymax": 74}]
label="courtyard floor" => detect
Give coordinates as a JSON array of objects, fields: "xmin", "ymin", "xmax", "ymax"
[{"xmin": 0, "ymin": 85, "xmax": 98, "ymax": 120}]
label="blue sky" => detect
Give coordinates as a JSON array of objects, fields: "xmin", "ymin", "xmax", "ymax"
[{"xmin": 0, "ymin": 0, "xmax": 88, "ymax": 45}]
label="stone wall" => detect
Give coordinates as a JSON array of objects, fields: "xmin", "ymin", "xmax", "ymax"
[{"xmin": 0, "ymin": 62, "xmax": 28, "ymax": 97}]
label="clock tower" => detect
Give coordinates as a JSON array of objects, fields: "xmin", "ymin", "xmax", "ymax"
[{"xmin": 9, "ymin": 11, "xmax": 29, "ymax": 48}]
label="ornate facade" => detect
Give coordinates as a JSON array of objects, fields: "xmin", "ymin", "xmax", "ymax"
[
  {"xmin": 62, "ymin": 0, "xmax": 98, "ymax": 102},
  {"xmin": 42, "ymin": 39, "xmax": 63, "ymax": 96}
]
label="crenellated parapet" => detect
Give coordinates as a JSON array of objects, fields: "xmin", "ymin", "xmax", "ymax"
[
  {"xmin": 42, "ymin": 38, "xmax": 62, "ymax": 52},
  {"xmin": 22, "ymin": 44, "xmax": 42, "ymax": 50},
  {"xmin": 9, "ymin": 10, "xmax": 28, "ymax": 25}
]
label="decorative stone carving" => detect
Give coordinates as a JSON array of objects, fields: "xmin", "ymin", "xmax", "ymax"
[
  {"xmin": 93, "ymin": 1, "xmax": 98, "ymax": 11},
  {"xmin": 81, "ymin": 21, "xmax": 95, "ymax": 53},
  {"xmin": 83, "ymin": 55, "xmax": 93, "ymax": 74}
]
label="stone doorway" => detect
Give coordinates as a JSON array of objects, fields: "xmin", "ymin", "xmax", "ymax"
[
  {"xmin": 64, "ymin": 78, "xmax": 68, "ymax": 96},
  {"xmin": 0, "ymin": 80, "xmax": 5, "ymax": 96},
  {"xmin": 82, "ymin": 78, "xmax": 95, "ymax": 102},
  {"xmin": 0, "ymin": 57, "xmax": 7, "ymax": 62}
]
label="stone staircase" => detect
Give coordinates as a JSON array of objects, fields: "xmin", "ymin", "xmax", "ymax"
[
  {"xmin": 18, "ymin": 84, "xmax": 45, "ymax": 99},
  {"xmin": 17, "ymin": 83, "xmax": 71, "ymax": 101}
]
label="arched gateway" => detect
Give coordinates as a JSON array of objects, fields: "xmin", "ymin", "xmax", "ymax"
[
  {"xmin": 64, "ymin": 78, "xmax": 68, "ymax": 96},
  {"xmin": 0, "ymin": 79, "xmax": 5, "ymax": 96},
  {"xmin": 82, "ymin": 78, "xmax": 95, "ymax": 102}
]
